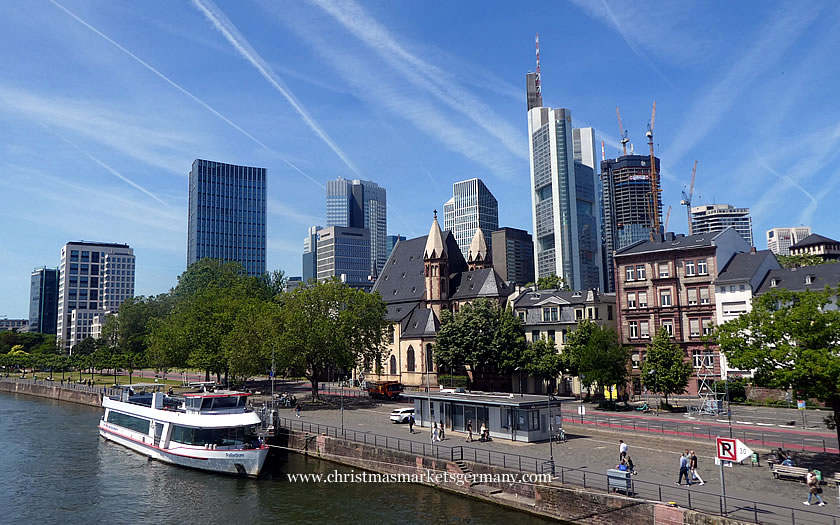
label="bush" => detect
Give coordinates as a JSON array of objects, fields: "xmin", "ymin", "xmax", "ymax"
[
  {"xmin": 712, "ymin": 379, "xmax": 747, "ymax": 402},
  {"xmin": 438, "ymin": 375, "xmax": 469, "ymax": 389}
]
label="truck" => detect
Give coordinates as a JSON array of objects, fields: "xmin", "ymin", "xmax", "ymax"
[{"xmin": 366, "ymin": 381, "xmax": 403, "ymax": 400}]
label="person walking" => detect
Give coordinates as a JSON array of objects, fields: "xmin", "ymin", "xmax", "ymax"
[
  {"xmin": 408, "ymin": 414, "xmax": 415, "ymax": 434},
  {"xmin": 466, "ymin": 420, "xmax": 473, "ymax": 442},
  {"xmin": 619, "ymin": 440, "xmax": 628, "ymax": 461},
  {"xmin": 689, "ymin": 450, "xmax": 705, "ymax": 485},
  {"xmin": 294, "ymin": 403, "xmax": 301, "ymax": 418},
  {"xmin": 432, "ymin": 422, "xmax": 439, "ymax": 442},
  {"xmin": 438, "ymin": 421, "xmax": 445, "ymax": 441},
  {"xmin": 805, "ymin": 470, "xmax": 826, "ymax": 506},
  {"xmin": 676, "ymin": 452, "xmax": 691, "ymax": 486}
]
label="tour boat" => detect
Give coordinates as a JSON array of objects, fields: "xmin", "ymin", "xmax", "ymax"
[{"xmin": 99, "ymin": 386, "xmax": 268, "ymax": 477}]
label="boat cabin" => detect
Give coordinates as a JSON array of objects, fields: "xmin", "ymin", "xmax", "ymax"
[{"xmin": 183, "ymin": 391, "xmax": 251, "ymax": 414}]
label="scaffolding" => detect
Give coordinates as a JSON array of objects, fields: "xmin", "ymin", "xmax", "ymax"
[{"xmin": 696, "ymin": 351, "xmax": 724, "ymax": 415}]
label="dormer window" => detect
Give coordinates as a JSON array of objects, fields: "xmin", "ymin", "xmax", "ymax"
[
  {"xmin": 770, "ymin": 278, "xmax": 779, "ymax": 287},
  {"xmin": 805, "ymin": 275, "xmax": 814, "ymax": 285}
]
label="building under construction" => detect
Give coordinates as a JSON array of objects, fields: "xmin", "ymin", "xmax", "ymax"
[{"xmin": 601, "ymin": 155, "xmax": 662, "ymax": 292}]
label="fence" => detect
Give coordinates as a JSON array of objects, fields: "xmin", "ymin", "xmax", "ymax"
[
  {"xmin": 271, "ymin": 415, "xmax": 839, "ymax": 525},
  {"xmin": 0, "ymin": 376, "xmax": 121, "ymax": 398}
]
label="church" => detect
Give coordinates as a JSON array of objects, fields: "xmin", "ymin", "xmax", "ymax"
[{"xmin": 370, "ymin": 212, "xmax": 513, "ymax": 387}]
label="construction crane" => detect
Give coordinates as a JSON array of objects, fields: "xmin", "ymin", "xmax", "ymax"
[
  {"xmin": 615, "ymin": 106, "xmax": 629, "ymax": 156},
  {"xmin": 647, "ymin": 101, "xmax": 660, "ymax": 241},
  {"xmin": 664, "ymin": 205, "xmax": 672, "ymax": 231},
  {"xmin": 680, "ymin": 160, "xmax": 698, "ymax": 235}
]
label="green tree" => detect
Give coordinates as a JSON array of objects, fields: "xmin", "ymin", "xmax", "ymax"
[
  {"xmin": 277, "ymin": 279, "xmax": 389, "ymax": 400},
  {"xmin": 222, "ymin": 298, "xmax": 282, "ymax": 384},
  {"xmin": 523, "ymin": 338, "xmax": 564, "ymax": 385},
  {"xmin": 641, "ymin": 329, "xmax": 692, "ymax": 406},
  {"xmin": 72, "ymin": 337, "xmax": 97, "ymax": 357},
  {"xmin": 564, "ymin": 319, "xmax": 629, "ymax": 395},
  {"xmin": 716, "ymin": 287, "xmax": 840, "ymax": 447},
  {"xmin": 535, "ymin": 274, "xmax": 569, "ymax": 290},
  {"xmin": 776, "ymin": 254, "xmax": 836, "ymax": 269}
]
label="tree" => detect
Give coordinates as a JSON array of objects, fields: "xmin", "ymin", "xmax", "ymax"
[
  {"xmin": 523, "ymin": 338, "xmax": 564, "ymax": 385},
  {"xmin": 277, "ymin": 279, "xmax": 389, "ymax": 400},
  {"xmin": 716, "ymin": 287, "xmax": 840, "ymax": 447},
  {"xmin": 777, "ymin": 254, "xmax": 837, "ymax": 269},
  {"xmin": 564, "ymin": 319, "xmax": 629, "ymax": 395},
  {"xmin": 535, "ymin": 274, "xmax": 569, "ymax": 291},
  {"xmin": 72, "ymin": 337, "xmax": 97, "ymax": 357},
  {"xmin": 222, "ymin": 298, "xmax": 281, "ymax": 384},
  {"xmin": 641, "ymin": 329, "xmax": 692, "ymax": 406}
]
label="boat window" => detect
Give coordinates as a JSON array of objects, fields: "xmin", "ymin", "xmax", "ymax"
[
  {"xmin": 211, "ymin": 397, "xmax": 240, "ymax": 410},
  {"xmin": 170, "ymin": 425, "xmax": 255, "ymax": 446},
  {"xmin": 107, "ymin": 411, "xmax": 151, "ymax": 435},
  {"xmin": 201, "ymin": 398, "xmax": 213, "ymax": 410}
]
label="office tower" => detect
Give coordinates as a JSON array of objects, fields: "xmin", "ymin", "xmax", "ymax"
[
  {"xmin": 386, "ymin": 235, "xmax": 406, "ymax": 258},
  {"xmin": 690, "ymin": 204, "xmax": 754, "ymax": 246},
  {"xmin": 29, "ymin": 267, "xmax": 59, "ymax": 334},
  {"xmin": 573, "ymin": 127, "xmax": 605, "ymax": 291},
  {"xmin": 316, "ymin": 226, "xmax": 372, "ymax": 291},
  {"xmin": 0, "ymin": 318, "xmax": 28, "ymax": 331},
  {"xmin": 326, "ymin": 178, "xmax": 387, "ymax": 279},
  {"xmin": 491, "ymin": 228, "xmax": 535, "ymax": 286},
  {"xmin": 302, "ymin": 225, "xmax": 322, "ymax": 282},
  {"xmin": 443, "ymin": 178, "xmax": 499, "ymax": 259},
  {"xmin": 187, "ymin": 159, "xmax": 266, "ymax": 276},
  {"xmin": 57, "ymin": 241, "xmax": 135, "ymax": 353},
  {"xmin": 766, "ymin": 226, "xmax": 812, "ymax": 256},
  {"xmin": 600, "ymin": 155, "xmax": 662, "ymax": 293}
]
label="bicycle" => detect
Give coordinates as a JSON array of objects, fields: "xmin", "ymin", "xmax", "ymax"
[{"xmin": 553, "ymin": 428, "xmax": 567, "ymax": 443}]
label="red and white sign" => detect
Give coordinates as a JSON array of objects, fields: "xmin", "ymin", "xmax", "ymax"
[{"xmin": 716, "ymin": 437, "xmax": 753, "ymax": 462}]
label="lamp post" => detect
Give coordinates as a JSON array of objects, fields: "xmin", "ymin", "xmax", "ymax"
[
  {"xmin": 515, "ymin": 366, "xmax": 524, "ymax": 397},
  {"xmin": 725, "ymin": 376, "xmax": 732, "ymax": 438},
  {"xmin": 547, "ymin": 384, "xmax": 555, "ymax": 477},
  {"xmin": 426, "ymin": 350, "xmax": 433, "ymax": 444}
]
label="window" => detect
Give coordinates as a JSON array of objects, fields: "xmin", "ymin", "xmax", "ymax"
[
  {"xmin": 692, "ymin": 350, "xmax": 714, "ymax": 369},
  {"xmin": 532, "ymin": 330, "xmax": 540, "ymax": 341},
  {"xmin": 388, "ymin": 326, "xmax": 395, "ymax": 344},
  {"xmin": 107, "ymin": 411, "xmax": 150, "ymax": 435},
  {"xmin": 638, "ymin": 292, "xmax": 647, "ymax": 308},
  {"xmin": 658, "ymin": 263, "xmax": 670, "ymax": 278},
  {"xmin": 518, "ymin": 311, "xmax": 525, "ymax": 322},
  {"xmin": 587, "ymin": 307, "xmax": 594, "ymax": 319},
  {"xmin": 719, "ymin": 286, "xmax": 726, "ymax": 293},
  {"xmin": 723, "ymin": 301, "xmax": 748, "ymax": 315},
  {"xmin": 739, "ymin": 284, "xmax": 746, "ymax": 292},
  {"xmin": 406, "ymin": 346, "xmax": 415, "ymax": 372},
  {"xmin": 627, "ymin": 292, "xmax": 636, "ymax": 309},
  {"xmin": 689, "ymin": 319, "xmax": 700, "ymax": 337},
  {"xmin": 636, "ymin": 265, "xmax": 646, "ymax": 280},
  {"xmin": 685, "ymin": 260, "xmax": 695, "ymax": 276},
  {"xmin": 389, "ymin": 355, "xmax": 397, "ymax": 375},
  {"xmin": 625, "ymin": 266, "xmax": 635, "ymax": 281},
  {"xmin": 730, "ymin": 285, "xmax": 736, "ymax": 293},
  {"xmin": 687, "ymin": 288, "xmax": 698, "ymax": 305},
  {"xmin": 640, "ymin": 321, "xmax": 650, "ymax": 339},
  {"xmin": 171, "ymin": 425, "xmax": 253, "ymax": 447},
  {"xmin": 608, "ymin": 305, "xmax": 613, "ymax": 320},
  {"xmin": 702, "ymin": 318, "xmax": 713, "ymax": 336},
  {"xmin": 628, "ymin": 321, "xmax": 638, "ymax": 338},
  {"xmin": 700, "ymin": 287, "xmax": 710, "ymax": 304},
  {"xmin": 542, "ymin": 307, "xmax": 558, "ymax": 322},
  {"xmin": 631, "ymin": 352, "xmax": 640, "ymax": 369},
  {"xmin": 529, "ymin": 411, "xmax": 540, "ymax": 431},
  {"xmin": 805, "ymin": 275, "xmax": 813, "ymax": 285},
  {"xmin": 661, "ymin": 320, "xmax": 674, "ymax": 336},
  {"xmin": 547, "ymin": 330, "xmax": 555, "ymax": 342},
  {"xmin": 575, "ymin": 309, "xmax": 583, "ymax": 320},
  {"xmin": 660, "ymin": 289, "xmax": 672, "ymax": 307},
  {"xmin": 771, "ymin": 278, "xmax": 779, "ymax": 287},
  {"xmin": 697, "ymin": 259, "xmax": 708, "ymax": 275}
]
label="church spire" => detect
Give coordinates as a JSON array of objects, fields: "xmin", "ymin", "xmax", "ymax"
[
  {"xmin": 467, "ymin": 227, "xmax": 491, "ymax": 270},
  {"xmin": 424, "ymin": 209, "xmax": 446, "ymax": 260}
]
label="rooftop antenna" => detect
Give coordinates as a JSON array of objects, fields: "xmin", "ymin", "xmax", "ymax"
[
  {"xmin": 601, "ymin": 140, "xmax": 606, "ymax": 161},
  {"xmin": 535, "ymin": 33, "xmax": 542, "ymax": 106}
]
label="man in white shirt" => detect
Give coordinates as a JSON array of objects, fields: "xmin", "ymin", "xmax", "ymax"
[{"xmin": 619, "ymin": 440, "xmax": 628, "ymax": 461}]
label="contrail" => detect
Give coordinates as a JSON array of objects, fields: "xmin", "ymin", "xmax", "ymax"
[
  {"xmin": 47, "ymin": 0, "xmax": 324, "ymax": 190},
  {"xmin": 43, "ymin": 124, "xmax": 169, "ymax": 207},
  {"xmin": 191, "ymin": 0, "xmax": 362, "ymax": 178}
]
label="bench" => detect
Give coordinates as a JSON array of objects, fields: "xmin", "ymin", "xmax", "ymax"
[{"xmin": 771, "ymin": 464, "xmax": 809, "ymax": 482}]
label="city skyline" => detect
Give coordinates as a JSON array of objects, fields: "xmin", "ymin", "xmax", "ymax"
[{"xmin": 2, "ymin": 1, "xmax": 840, "ymax": 316}]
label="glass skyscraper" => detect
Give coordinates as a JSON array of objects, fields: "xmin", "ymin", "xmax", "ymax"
[
  {"xmin": 187, "ymin": 159, "xmax": 266, "ymax": 276},
  {"xmin": 29, "ymin": 267, "xmax": 59, "ymax": 334},
  {"xmin": 302, "ymin": 225, "xmax": 322, "ymax": 282},
  {"xmin": 443, "ymin": 178, "xmax": 498, "ymax": 259},
  {"xmin": 325, "ymin": 178, "xmax": 387, "ymax": 279}
]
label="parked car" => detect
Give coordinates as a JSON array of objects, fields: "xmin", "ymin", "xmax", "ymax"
[{"xmin": 390, "ymin": 407, "xmax": 415, "ymax": 424}]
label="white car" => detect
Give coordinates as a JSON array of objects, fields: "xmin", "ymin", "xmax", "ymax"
[{"xmin": 390, "ymin": 407, "xmax": 415, "ymax": 424}]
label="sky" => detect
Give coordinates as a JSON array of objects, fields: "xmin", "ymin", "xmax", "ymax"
[{"xmin": 2, "ymin": 0, "xmax": 840, "ymax": 318}]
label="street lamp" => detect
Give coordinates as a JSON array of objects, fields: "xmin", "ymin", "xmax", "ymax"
[
  {"xmin": 547, "ymin": 384, "xmax": 555, "ymax": 477},
  {"xmin": 515, "ymin": 366, "xmax": 524, "ymax": 397},
  {"xmin": 426, "ymin": 349, "xmax": 433, "ymax": 444}
]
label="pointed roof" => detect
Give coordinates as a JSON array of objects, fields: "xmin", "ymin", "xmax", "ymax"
[
  {"xmin": 468, "ymin": 228, "xmax": 489, "ymax": 262},
  {"xmin": 424, "ymin": 211, "xmax": 446, "ymax": 259}
]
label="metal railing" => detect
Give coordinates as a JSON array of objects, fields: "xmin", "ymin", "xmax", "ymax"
[
  {"xmin": 271, "ymin": 415, "xmax": 839, "ymax": 525},
  {"xmin": 0, "ymin": 376, "xmax": 121, "ymax": 397}
]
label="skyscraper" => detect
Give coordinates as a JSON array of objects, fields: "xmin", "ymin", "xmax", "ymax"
[
  {"xmin": 302, "ymin": 225, "xmax": 322, "ymax": 282},
  {"xmin": 316, "ymin": 226, "xmax": 372, "ymax": 291},
  {"xmin": 573, "ymin": 127, "xmax": 605, "ymax": 291},
  {"xmin": 600, "ymin": 155, "xmax": 662, "ymax": 293},
  {"xmin": 326, "ymin": 178, "xmax": 387, "ymax": 279},
  {"xmin": 443, "ymin": 178, "xmax": 499, "ymax": 259},
  {"xmin": 29, "ymin": 267, "xmax": 59, "ymax": 334},
  {"xmin": 385, "ymin": 234, "xmax": 406, "ymax": 258},
  {"xmin": 491, "ymin": 227, "xmax": 535, "ymax": 286},
  {"xmin": 767, "ymin": 226, "xmax": 812, "ymax": 255},
  {"xmin": 187, "ymin": 159, "xmax": 266, "ymax": 276},
  {"xmin": 690, "ymin": 204, "xmax": 753, "ymax": 246},
  {"xmin": 57, "ymin": 241, "xmax": 135, "ymax": 353}
]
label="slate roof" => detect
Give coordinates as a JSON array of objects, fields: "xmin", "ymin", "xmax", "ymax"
[
  {"xmin": 512, "ymin": 289, "xmax": 588, "ymax": 308},
  {"xmin": 716, "ymin": 250, "xmax": 776, "ymax": 283},
  {"xmin": 450, "ymin": 268, "xmax": 512, "ymax": 300},
  {"xmin": 401, "ymin": 308, "xmax": 440, "ymax": 337},
  {"xmin": 615, "ymin": 230, "xmax": 727, "ymax": 256},
  {"xmin": 755, "ymin": 264, "xmax": 840, "ymax": 295},
  {"xmin": 790, "ymin": 233, "xmax": 840, "ymax": 249}
]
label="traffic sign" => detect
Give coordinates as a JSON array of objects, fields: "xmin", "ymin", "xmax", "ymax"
[
  {"xmin": 716, "ymin": 437, "xmax": 753, "ymax": 462},
  {"xmin": 797, "ymin": 400, "xmax": 806, "ymax": 410}
]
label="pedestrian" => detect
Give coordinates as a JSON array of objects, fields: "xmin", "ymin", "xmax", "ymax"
[
  {"xmin": 616, "ymin": 459, "xmax": 628, "ymax": 471},
  {"xmin": 408, "ymin": 414, "xmax": 415, "ymax": 434},
  {"xmin": 804, "ymin": 470, "xmax": 826, "ymax": 506},
  {"xmin": 619, "ymin": 439, "xmax": 628, "ymax": 461},
  {"xmin": 676, "ymin": 452, "xmax": 691, "ymax": 486},
  {"xmin": 432, "ymin": 422, "xmax": 439, "ymax": 442},
  {"xmin": 438, "ymin": 421, "xmax": 445, "ymax": 441},
  {"xmin": 625, "ymin": 455, "xmax": 636, "ymax": 475},
  {"xmin": 295, "ymin": 403, "xmax": 301, "ymax": 418},
  {"xmin": 689, "ymin": 450, "xmax": 705, "ymax": 485},
  {"xmin": 466, "ymin": 420, "xmax": 473, "ymax": 442}
]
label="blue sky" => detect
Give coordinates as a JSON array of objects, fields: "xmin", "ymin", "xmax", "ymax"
[{"xmin": 2, "ymin": 0, "xmax": 840, "ymax": 318}]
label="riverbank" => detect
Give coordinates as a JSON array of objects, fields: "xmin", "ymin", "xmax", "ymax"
[{"xmin": 0, "ymin": 377, "xmax": 112, "ymax": 407}]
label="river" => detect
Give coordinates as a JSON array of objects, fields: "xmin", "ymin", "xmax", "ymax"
[{"xmin": 0, "ymin": 393, "xmax": 554, "ymax": 524}]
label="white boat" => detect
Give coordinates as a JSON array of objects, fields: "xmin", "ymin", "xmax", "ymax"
[{"xmin": 99, "ymin": 386, "xmax": 269, "ymax": 477}]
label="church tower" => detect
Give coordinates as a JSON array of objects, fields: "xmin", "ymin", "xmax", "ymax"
[
  {"xmin": 424, "ymin": 211, "xmax": 449, "ymax": 315},
  {"xmin": 467, "ymin": 227, "xmax": 491, "ymax": 271}
]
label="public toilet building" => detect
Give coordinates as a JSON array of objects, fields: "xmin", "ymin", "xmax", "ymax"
[{"xmin": 402, "ymin": 391, "xmax": 569, "ymax": 443}]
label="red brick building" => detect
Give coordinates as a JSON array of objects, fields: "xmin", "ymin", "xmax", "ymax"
[{"xmin": 613, "ymin": 229, "xmax": 750, "ymax": 396}]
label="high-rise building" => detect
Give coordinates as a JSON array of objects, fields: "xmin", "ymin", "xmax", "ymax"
[
  {"xmin": 316, "ymin": 226, "xmax": 372, "ymax": 291},
  {"xmin": 600, "ymin": 155, "xmax": 662, "ymax": 293},
  {"xmin": 386, "ymin": 235, "xmax": 406, "ymax": 258},
  {"xmin": 443, "ymin": 178, "xmax": 499, "ymax": 259},
  {"xmin": 573, "ymin": 127, "xmax": 604, "ymax": 291},
  {"xmin": 29, "ymin": 267, "xmax": 59, "ymax": 334},
  {"xmin": 766, "ymin": 226, "xmax": 812, "ymax": 256},
  {"xmin": 690, "ymin": 204, "xmax": 753, "ymax": 246},
  {"xmin": 187, "ymin": 159, "xmax": 266, "ymax": 276},
  {"xmin": 302, "ymin": 225, "xmax": 322, "ymax": 283},
  {"xmin": 326, "ymin": 178, "xmax": 387, "ymax": 279},
  {"xmin": 0, "ymin": 318, "xmax": 28, "ymax": 332},
  {"xmin": 57, "ymin": 241, "xmax": 135, "ymax": 353},
  {"xmin": 491, "ymin": 228, "xmax": 535, "ymax": 286}
]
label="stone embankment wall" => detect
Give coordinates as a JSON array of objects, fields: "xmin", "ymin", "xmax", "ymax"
[
  {"xmin": 0, "ymin": 378, "xmax": 102, "ymax": 407},
  {"xmin": 272, "ymin": 427, "xmax": 748, "ymax": 525}
]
